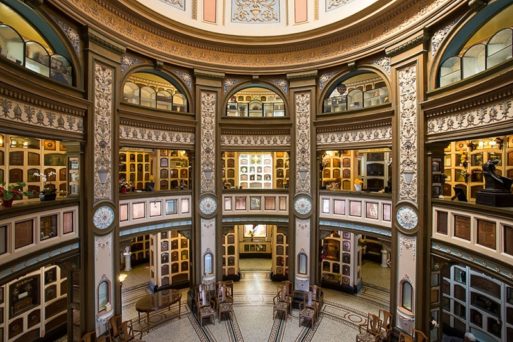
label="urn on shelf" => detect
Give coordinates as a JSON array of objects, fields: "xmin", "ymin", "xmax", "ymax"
[
  {"xmin": 34, "ymin": 171, "xmax": 57, "ymax": 201},
  {"xmin": 354, "ymin": 178, "xmax": 364, "ymax": 192}
]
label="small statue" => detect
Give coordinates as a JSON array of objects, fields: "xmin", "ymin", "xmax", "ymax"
[
  {"xmin": 482, "ymin": 159, "xmax": 512, "ymax": 191},
  {"xmin": 451, "ymin": 187, "xmax": 467, "ymax": 202},
  {"xmin": 477, "ymin": 159, "xmax": 513, "ymax": 207}
]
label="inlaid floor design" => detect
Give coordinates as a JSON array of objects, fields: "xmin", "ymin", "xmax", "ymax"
[{"xmin": 121, "ymin": 266, "xmax": 390, "ymax": 342}]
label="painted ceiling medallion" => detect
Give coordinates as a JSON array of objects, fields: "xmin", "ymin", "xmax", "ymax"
[
  {"xmin": 200, "ymin": 195, "xmax": 217, "ymax": 216},
  {"xmin": 294, "ymin": 195, "xmax": 312, "ymax": 216},
  {"xmin": 93, "ymin": 205, "xmax": 115, "ymax": 230},
  {"xmin": 396, "ymin": 206, "xmax": 418, "ymax": 230}
]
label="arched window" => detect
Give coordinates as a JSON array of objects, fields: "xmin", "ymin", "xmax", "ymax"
[
  {"xmin": 123, "ymin": 82, "xmax": 140, "ymax": 104},
  {"xmin": 97, "ymin": 276, "xmax": 111, "ymax": 312},
  {"xmin": 204, "ymin": 250, "xmax": 214, "ymax": 275},
  {"xmin": 140, "ymin": 86, "xmax": 156, "ymax": 108},
  {"xmin": 0, "ymin": 25, "xmax": 24, "ymax": 64},
  {"xmin": 25, "ymin": 41, "xmax": 50, "ymax": 77},
  {"xmin": 440, "ymin": 56, "xmax": 461, "ymax": 87},
  {"xmin": 226, "ymin": 86, "xmax": 285, "ymax": 117},
  {"xmin": 323, "ymin": 72, "xmax": 389, "ymax": 113},
  {"xmin": 487, "ymin": 28, "xmax": 513, "ymax": 68},
  {"xmin": 298, "ymin": 250, "xmax": 308, "ymax": 275},
  {"xmin": 122, "ymin": 72, "xmax": 188, "ymax": 112},
  {"xmin": 401, "ymin": 280, "xmax": 413, "ymax": 312}
]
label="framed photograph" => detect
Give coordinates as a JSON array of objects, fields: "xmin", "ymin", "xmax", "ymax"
[
  {"xmin": 160, "ymin": 158, "xmax": 168, "ymax": 167},
  {"xmin": 334, "ymin": 199, "xmax": 345, "ymax": 215},
  {"xmin": 224, "ymin": 197, "xmax": 232, "ymax": 211},
  {"xmin": 322, "ymin": 198, "xmax": 330, "ymax": 214},
  {"xmin": 471, "ymin": 153, "xmax": 483, "ymax": 167},
  {"xmin": 366, "ymin": 202, "xmax": 379, "ymax": 220},
  {"xmin": 342, "ymin": 232, "xmax": 351, "ymax": 239},
  {"xmin": 132, "ymin": 202, "xmax": 145, "ymax": 219},
  {"xmin": 349, "ymin": 201, "xmax": 362, "ymax": 217},
  {"xmin": 343, "ymin": 158, "xmax": 351, "ymax": 167},
  {"xmin": 250, "ymin": 197, "xmax": 261, "ymax": 210},
  {"xmin": 235, "ymin": 197, "xmax": 246, "ymax": 210},
  {"xmin": 342, "ymin": 241, "xmax": 351, "ymax": 252},
  {"xmin": 383, "ymin": 204, "xmax": 391, "ymax": 221},
  {"xmin": 264, "ymin": 197, "xmax": 276, "ymax": 210}
]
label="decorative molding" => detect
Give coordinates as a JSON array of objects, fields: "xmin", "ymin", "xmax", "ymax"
[
  {"xmin": 398, "ymin": 65, "xmax": 418, "ymax": 203},
  {"xmin": 371, "ymin": 56, "xmax": 391, "ymax": 76},
  {"xmin": 319, "ymin": 219, "xmax": 392, "ymax": 237},
  {"xmin": 120, "ymin": 124, "xmax": 195, "ymax": 145},
  {"xmin": 169, "ymin": 67, "xmax": 194, "ymax": 92},
  {"xmin": 200, "ymin": 91, "xmax": 217, "ymax": 193},
  {"xmin": 120, "ymin": 53, "xmax": 147, "ymax": 74},
  {"xmin": 93, "ymin": 62, "xmax": 114, "ymax": 202},
  {"xmin": 231, "ymin": 0, "xmax": 280, "ymax": 23},
  {"xmin": 326, "ymin": 0, "xmax": 354, "ymax": 11},
  {"xmin": 317, "ymin": 126, "xmax": 392, "ymax": 146},
  {"xmin": 55, "ymin": 18, "xmax": 81, "ymax": 55},
  {"xmin": 432, "ymin": 241, "xmax": 513, "ymax": 279},
  {"xmin": 295, "ymin": 92, "xmax": 311, "ymax": 194},
  {"xmin": 88, "ymin": 29, "xmax": 126, "ymax": 55},
  {"xmin": 223, "ymin": 78, "xmax": 248, "ymax": 93},
  {"xmin": 267, "ymin": 78, "xmax": 289, "ymax": 95},
  {"xmin": 220, "ymin": 134, "xmax": 290, "ymax": 147},
  {"xmin": 0, "ymin": 95, "xmax": 84, "ymax": 134},
  {"xmin": 318, "ymin": 70, "xmax": 338, "ymax": 92},
  {"xmin": 385, "ymin": 31, "xmax": 426, "ymax": 57},
  {"xmin": 399, "ymin": 235, "xmax": 416, "ymax": 257},
  {"xmin": 427, "ymin": 99, "xmax": 513, "ymax": 135},
  {"xmin": 159, "ymin": 0, "xmax": 185, "ymax": 11},
  {"xmin": 431, "ymin": 17, "xmax": 460, "ymax": 56}
]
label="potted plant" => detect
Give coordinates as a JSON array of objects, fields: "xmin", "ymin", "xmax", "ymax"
[
  {"xmin": 0, "ymin": 182, "xmax": 29, "ymax": 208},
  {"xmin": 34, "ymin": 171, "xmax": 57, "ymax": 201},
  {"xmin": 354, "ymin": 178, "xmax": 364, "ymax": 192},
  {"xmin": 119, "ymin": 178, "xmax": 131, "ymax": 194}
]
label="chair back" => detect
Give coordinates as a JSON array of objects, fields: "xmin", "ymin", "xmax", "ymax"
[
  {"xmin": 281, "ymin": 280, "xmax": 292, "ymax": 296},
  {"xmin": 367, "ymin": 313, "xmax": 381, "ymax": 335},
  {"xmin": 379, "ymin": 309, "xmax": 391, "ymax": 330},
  {"xmin": 109, "ymin": 314, "xmax": 122, "ymax": 339},
  {"xmin": 399, "ymin": 332, "xmax": 414, "ymax": 342}
]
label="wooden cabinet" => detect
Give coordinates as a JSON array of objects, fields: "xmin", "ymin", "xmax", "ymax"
[
  {"xmin": 157, "ymin": 150, "xmax": 189, "ymax": 190},
  {"xmin": 119, "ymin": 150, "xmax": 152, "ymax": 190},
  {"xmin": 272, "ymin": 228, "xmax": 288, "ymax": 278},
  {"xmin": 152, "ymin": 231, "xmax": 190, "ymax": 288},
  {"xmin": 222, "ymin": 229, "xmax": 239, "ymax": 279}
]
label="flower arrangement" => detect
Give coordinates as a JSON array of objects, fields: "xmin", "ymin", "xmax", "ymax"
[
  {"xmin": 354, "ymin": 178, "xmax": 364, "ymax": 185},
  {"xmin": 119, "ymin": 178, "xmax": 131, "ymax": 193},
  {"xmin": 33, "ymin": 171, "xmax": 57, "ymax": 200},
  {"xmin": 0, "ymin": 182, "xmax": 29, "ymax": 207}
]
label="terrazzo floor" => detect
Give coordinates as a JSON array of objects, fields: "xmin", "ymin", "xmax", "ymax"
[{"xmin": 121, "ymin": 262, "xmax": 391, "ymax": 342}]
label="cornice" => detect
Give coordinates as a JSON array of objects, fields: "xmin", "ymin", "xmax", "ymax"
[
  {"xmin": 87, "ymin": 28, "xmax": 126, "ymax": 55},
  {"xmin": 119, "ymin": 118, "xmax": 195, "ymax": 133},
  {"xmin": 221, "ymin": 128, "xmax": 291, "ymax": 135},
  {"xmin": 287, "ymin": 70, "xmax": 319, "ymax": 80},
  {"xmin": 55, "ymin": 0, "xmax": 462, "ymax": 71},
  {"xmin": 385, "ymin": 30, "xmax": 428, "ymax": 57},
  {"xmin": 316, "ymin": 118, "xmax": 392, "ymax": 133},
  {"xmin": 194, "ymin": 69, "xmax": 226, "ymax": 80}
]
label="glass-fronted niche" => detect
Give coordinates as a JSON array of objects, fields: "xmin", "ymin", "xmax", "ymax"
[
  {"xmin": 222, "ymin": 152, "xmax": 289, "ymax": 189},
  {"xmin": 431, "ymin": 135, "xmax": 513, "ymax": 202},
  {"xmin": 226, "ymin": 87, "xmax": 285, "ymax": 117},
  {"xmin": 431, "ymin": 263, "xmax": 513, "ymax": 342},
  {"xmin": 439, "ymin": 4, "xmax": 513, "ymax": 87},
  {"xmin": 320, "ymin": 149, "xmax": 391, "ymax": 192},
  {"xmin": 0, "ymin": 3, "xmax": 73, "ymax": 85},
  {"xmin": 122, "ymin": 72, "xmax": 188, "ymax": 112},
  {"xmin": 0, "ymin": 134, "xmax": 80, "ymax": 200},
  {"xmin": 323, "ymin": 72, "xmax": 389, "ymax": 114},
  {"xmin": 119, "ymin": 148, "xmax": 190, "ymax": 192}
]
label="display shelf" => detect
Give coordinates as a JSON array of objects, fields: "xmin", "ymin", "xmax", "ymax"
[
  {"xmin": 129, "ymin": 234, "xmax": 150, "ymax": 265},
  {"xmin": 239, "ymin": 153, "xmax": 273, "ymax": 189},
  {"xmin": 322, "ymin": 151, "xmax": 355, "ymax": 190},
  {"xmin": 321, "ymin": 231, "xmax": 361, "ymax": 291},
  {"xmin": 119, "ymin": 149, "xmax": 152, "ymax": 190},
  {"xmin": 272, "ymin": 228, "xmax": 288, "ymax": 278},
  {"xmin": 222, "ymin": 152, "xmax": 236, "ymax": 188},
  {"xmin": 274, "ymin": 152, "xmax": 289, "ymax": 189},
  {"xmin": 153, "ymin": 230, "xmax": 190, "ymax": 288},
  {"xmin": 157, "ymin": 150, "xmax": 189, "ymax": 190},
  {"xmin": 222, "ymin": 229, "xmax": 239, "ymax": 279},
  {"xmin": 360, "ymin": 151, "xmax": 390, "ymax": 192}
]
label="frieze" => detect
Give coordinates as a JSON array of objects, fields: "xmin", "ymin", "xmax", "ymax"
[
  {"xmin": 295, "ymin": 93, "xmax": 311, "ymax": 194},
  {"xmin": 94, "ymin": 63, "xmax": 114, "ymax": 202},
  {"xmin": 318, "ymin": 70, "xmax": 338, "ymax": 92},
  {"xmin": 169, "ymin": 67, "xmax": 194, "ymax": 92},
  {"xmin": 65, "ymin": 0, "xmax": 450, "ymax": 69},
  {"xmin": 231, "ymin": 0, "xmax": 279, "ymax": 23},
  {"xmin": 0, "ymin": 95, "xmax": 83, "ymax": 134},
  {"xmin": 220, "ymin": 134, "xmax": 290, "ymax": 147},
  {"xmin": 159, "ymin": 0, "xmax": 185, "ymax": 11},
  {"xmin": 431, "ymin": 17, "xmax": 460, "ymax": 57},
  {"xmin": 54, "ymin": 18, "xmax": 81, "ymax": 55},
  {"xmin": 371, "ymin": 56, "xmax": 391, "ymax": 76},
  {"xmin": 201, "ymin": 92, "xmax": 217, "ymax": 193},
  {"xmin": 317, "ymin": 126, "xmax": 392, "ymax": 146},
  {"xmin": 427, "ymin": 99, "xmax": 513, "ymax": 135},
  {"xmin": 398, "ymin": 65, "xmax": 418, "ymax": 203},
  {"xmin": 120, "ymin": 125, "xmax": 195, "ymax": 145}
]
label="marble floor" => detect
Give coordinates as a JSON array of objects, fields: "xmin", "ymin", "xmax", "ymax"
[{"xmin": 121, "ymin": 263, "xmax": 390, "ymax": 342}]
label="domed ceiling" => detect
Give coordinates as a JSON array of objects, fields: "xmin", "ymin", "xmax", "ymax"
[{"xmin": 135, "ymin": 0, "xmax": 379, "ymax": 37}]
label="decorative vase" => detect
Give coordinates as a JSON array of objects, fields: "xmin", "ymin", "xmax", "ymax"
[
  {"xmin": 354, "ymin": 184, "xmax": 362, "ymax": 192},
  {"xmin": 2, "ymin": 198, "xmax": 14, "ymax": 208}
]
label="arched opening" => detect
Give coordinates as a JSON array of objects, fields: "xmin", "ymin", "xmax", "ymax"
[{"xmin": 226, "ymin": 86, "xmax": 285, "ymax": 117}]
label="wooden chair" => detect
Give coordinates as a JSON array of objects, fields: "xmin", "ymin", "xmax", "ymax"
[
  {"xmin": 109, "ymin": 314, "xmax": 122, "ymax": 341},
  {"xmin": 119, "ymin": 320, "xmax": 145, "ymax": 342},
  {"xmin": 378, "ymin": 309, "xmax": 392, "ymax": 341},
  {"xmin": 299, "ymin": 291, "xmax": 317, "ymax": 328},
  {"xmin": 414, "ymin": 330, "xmax": 428, "ymax": 342},
  {"xmin": 356, "ymin": 313, "xmax": 382, "ymax": 342},
  {"xmin": 272, "ymin": 286, "xmax": 290, "ymax": 319},
  {"xmin": 195, "ymin": 286, "xmax": 215, "ymax": 326},
  {"xmin": 398, "ymin": 332, "xmax": 413, "ymax": 342},
  {"xmin": 81, "ymin": 331, "xmax": 96, "ymax": 342},
  {"xmin": 310, "ymin": 285, "xmax": 324, "ymax": 311},
  {"xmin": 217, "ymin": 285, "xmax": 233, "ymax": 321}
]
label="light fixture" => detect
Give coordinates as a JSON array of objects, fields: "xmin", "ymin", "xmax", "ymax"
[
  {"xmin": 97, "ymin": 165, "xmax": 109, "ymax": 184},
  {"xmin": 402, "ymin": 170, "xmax": 415, "ymax": 185},
  {"xmin": 118, "ymin": 273, "xmax": 127, "ymax": 283},
  {"xmin": 203, "ymin": 166, "xmax": 214, "ymax": 180}
]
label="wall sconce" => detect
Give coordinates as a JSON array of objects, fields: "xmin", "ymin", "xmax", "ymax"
[
  {"xmin": 118, "ymin": 273, "xmax": 127, "ymax": 283},
  {"xmin": 203, "ymin": 166, "xmax": 214, "ymax": 181},
  {"xmin": 97, "ymin": 165, "xmax": 109, "ymax": 184},
  {"xmin": 402, "ymin": 170, "xmax": 415, "ymax": 185}
]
